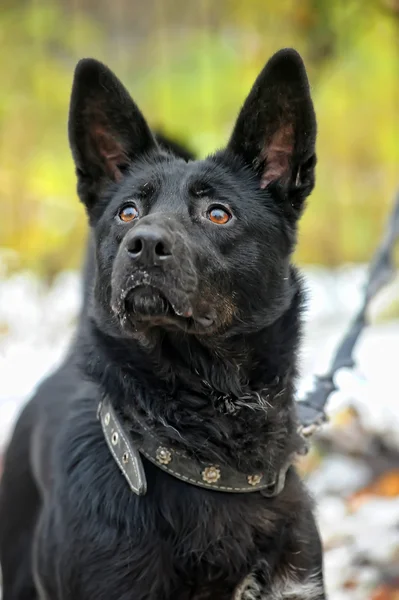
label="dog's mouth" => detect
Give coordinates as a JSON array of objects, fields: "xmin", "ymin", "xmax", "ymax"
[
  {"xmin": 114, "ymin": 284, "xmax": 215, "ymax": 333},
  {"xmin": 126, "ymin": 285, "xmax": 192, "ymax": 320}
]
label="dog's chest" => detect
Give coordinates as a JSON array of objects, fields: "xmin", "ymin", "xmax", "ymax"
[{"xmin": 40, "ymin": 403, "xmax": 317, "ymax": 600}]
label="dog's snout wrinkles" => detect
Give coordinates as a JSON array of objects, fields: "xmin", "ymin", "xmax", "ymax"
[{"xmin": 126, "ymin": 226, "xmax": 173, "ymax": 266}]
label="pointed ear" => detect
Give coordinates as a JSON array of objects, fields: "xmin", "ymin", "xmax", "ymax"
[
  {"xmin": 68, "ymin": 58, "xmax": 156, "ymax": 209},
  {"xmin": 228, "ymin": 49, "xmax": 316, "ymax": 214}
]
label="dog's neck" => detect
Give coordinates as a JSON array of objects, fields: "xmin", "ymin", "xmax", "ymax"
[{"xmin": 80, "ymin": 282, "xmax": 304, "ymax": 474}]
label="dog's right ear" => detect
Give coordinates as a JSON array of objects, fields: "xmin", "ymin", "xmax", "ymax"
[{"xmin": 68, "ymin": 59, "xmax": 156, "ymax": 211}]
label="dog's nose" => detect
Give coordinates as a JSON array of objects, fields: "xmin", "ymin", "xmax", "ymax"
[{"xmin": 126, "ymin": 226, "xmax": 173, "ymax": 265}]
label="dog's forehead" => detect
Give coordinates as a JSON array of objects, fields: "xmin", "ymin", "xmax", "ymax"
[{"xmin": 128, "ymin": 155, "xmax": 233, "ymax": 193}]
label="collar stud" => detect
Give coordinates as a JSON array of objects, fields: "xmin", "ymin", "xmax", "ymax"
[
  {"xmin": 156, "ymin": 447, "xmax": 172, "ymax": 465},
  {"xmin": 202, "ymin": 466, "xmax": 221, "ymax": 484}
]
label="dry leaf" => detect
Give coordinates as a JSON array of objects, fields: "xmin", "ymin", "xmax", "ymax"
[
  {"xmin": 348, "ymin": 470, "xmax": 399, "ymax": 511},
  {"xmin": 371, "ymin": 583, "xmax": 399, "ymax": 600},
  {"xmin": 331, "ymin": 406, "xmax": 359, "ymax": 428}
]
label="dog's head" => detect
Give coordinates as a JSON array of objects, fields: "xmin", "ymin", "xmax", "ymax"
[{"xmin": 69, "ymin": 49, "xmax": 316, "ymax": 339}]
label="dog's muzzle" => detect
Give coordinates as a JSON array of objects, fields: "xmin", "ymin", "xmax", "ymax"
[{"xmin": 110, "ymin": 218, "xmax": 204, "ymax": 327}]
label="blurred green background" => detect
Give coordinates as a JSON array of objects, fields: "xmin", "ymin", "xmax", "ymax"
[{"xmin": 0, "ymin": 0, "xmax": 398, "ymax": 278}]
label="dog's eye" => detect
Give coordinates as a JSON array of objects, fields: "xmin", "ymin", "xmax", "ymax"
[
  {"xmin": 118, "ymin": 204, "xmax": 139, "ymax": 223},
  {"xmin": 207, "ymin": 206, "xmax": 231, "ymax": 225}
]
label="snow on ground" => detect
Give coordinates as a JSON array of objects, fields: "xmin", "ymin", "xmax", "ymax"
[
  {"xmin": 0, "ymin": 271, "xmax": 81, "ymax": 448},
  {"xmin": 0, "ymin": 265, "xmax": 398, "ymax": 598}
]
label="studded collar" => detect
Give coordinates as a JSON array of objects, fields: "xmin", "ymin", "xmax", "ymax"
[{"xmin": 98, "ymin": 395, "xmax": 294, "ymax": 497}]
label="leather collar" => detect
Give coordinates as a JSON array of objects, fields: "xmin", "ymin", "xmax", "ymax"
[{"xmin": 98, "ymin": 395, "xmax": 295, "ymax": 497}]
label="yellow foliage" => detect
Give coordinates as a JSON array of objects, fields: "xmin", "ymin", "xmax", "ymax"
[{"xmin": 0, "ymin": 0, "xmax": 398, "ymax": 276}]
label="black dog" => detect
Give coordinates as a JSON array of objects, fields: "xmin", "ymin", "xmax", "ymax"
[{"xmin": 0, "ymin": 48, "xmax": 325, "ymax": 600}]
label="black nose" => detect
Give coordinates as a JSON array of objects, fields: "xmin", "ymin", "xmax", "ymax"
[{"xmin": 126, "ymin": 226, "xmax": 173, "ymax": 265}]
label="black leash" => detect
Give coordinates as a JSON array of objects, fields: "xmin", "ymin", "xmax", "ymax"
[{"xmin": 297, "ymin": 190, "xmax": 399, "ymax": 436}]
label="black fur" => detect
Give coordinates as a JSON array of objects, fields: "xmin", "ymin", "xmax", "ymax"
[{"xmin": 0, "ymin": 49, "xmax": 325, "ymax": 600}]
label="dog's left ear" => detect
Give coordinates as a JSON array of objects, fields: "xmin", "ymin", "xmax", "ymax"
[{"xmin": 228, "ymin": 48, "xmax": 316, "ymax": 215}]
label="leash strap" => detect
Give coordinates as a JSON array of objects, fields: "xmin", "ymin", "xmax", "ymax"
[{"xmin": 296, "ymin": 192, "xmax": 399, "ymax": 432}]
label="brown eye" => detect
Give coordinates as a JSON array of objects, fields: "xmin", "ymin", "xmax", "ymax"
[
  {"xmin": 118, "ymin": 204, "xmax": 139, "ymax": 223},
  {"xmin": 207, "ymin": 206, "xmax": 231, "ymax": 225}
]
